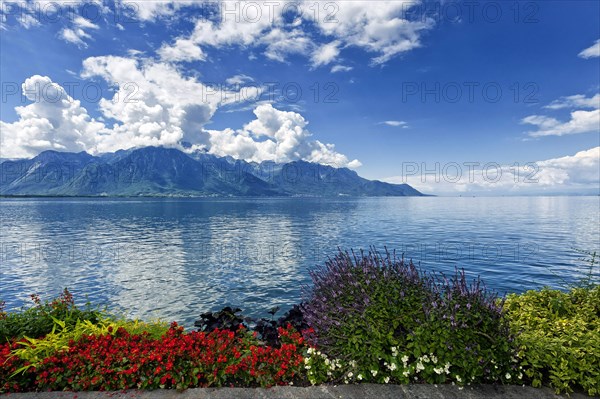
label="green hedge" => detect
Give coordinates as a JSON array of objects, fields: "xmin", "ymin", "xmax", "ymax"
[{"xmin": 504, "ymin": 286, "xmax": 600, "ymax": 395}]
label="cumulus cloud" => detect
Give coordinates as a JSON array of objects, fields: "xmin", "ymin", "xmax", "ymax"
[
  {"xmin": 79, "ymin": 55, "xmax": 252, "ymax": 152},
  {"xmin": 0, "ymin": 75, "xmax": 105, "ymax": 158},
  {"xmin": 383, "ymin": 147, "xmax": 600, "ymax": 195},
  {"xmin": 202, "ymin": 104, "xmax": 361, "ymax": 168},
  {"xmin": 523, "ymin": 93, "xmax": 600, "ymax": 137},
  {"xmin": 578, "ymin": 39, "xmax": 600, "ymax": 59},
  {"xmin": 2, "ymin": 68, "xmax": 360, "ymax": 169}
]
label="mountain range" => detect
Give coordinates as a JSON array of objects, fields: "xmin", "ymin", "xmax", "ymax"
[{"xmin": 0, "ymin": 147, "xmax": 424, "ymax": 197}]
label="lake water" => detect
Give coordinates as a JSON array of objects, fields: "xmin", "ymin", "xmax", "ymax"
[{"xmin": 1, "ymin": 197, "xmax": 599, "ymax": 327}]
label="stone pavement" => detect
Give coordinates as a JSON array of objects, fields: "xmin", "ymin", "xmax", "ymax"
[{"xmin": 2, "ymin": 384, "xmax": 591, "ymax": 399}]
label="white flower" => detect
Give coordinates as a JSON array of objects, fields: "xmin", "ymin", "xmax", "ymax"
[
  {"xmin": 402, "ymin": 371, "xmax": 410, "ymax": 377},
  {"xmin": 391, "ymin": 346, "xmax": 398, "ymax": 352},
  {"xmin": 348, "ymin": 372, "xmax": 353, "ymax": 378},
  {"xmin": 431, "ymin": 355, "xmax": 438, "ymax": 364},
  {"xmin": 433, "ymin": 367, "xmax": 443, "ymax": 375},
  {"xmin": 305, "ymin": 365, "xmax": 311, "ymax": 370},
  {"xmin": 304, "ymin": 357, "xmax": 310, "ymax": 364},
  {"xmin": 357, "ymin": 374, "xmax": 363, "ymax": 380},
  {"xmin": 388, "ymin": 362, "xmax": 397, "ymax": 371},
  {"xmin": 307, "ymin": 348, "xmax": 315, "ymax": 355},
  {"xmin": 416, "ymin": 362, "xmax": 424, "ymax": 372},
  {"xmin": 456, "ymin": 375, "xmax": 462, "ymax": 383},
  {"xmin": 371, "ymin": 369, "xmax": 378, "ymax": 377},
  {"xmin": 401, "ymin": 355, "xmax": 409, "ymax": 364},
  {"xmin": 505, "ymin": 373, "xmax": 511, "ymax": 379},
  {"xmin": 384, "ymin": 376, "xmax": 390, "ymax": 383},
  {"xmin": 444, "ymin": 362, "xmax": 451, "ymax": 374},
  {"xmin": 518, "ymin": 372, "xmax": 523, "ymax": 379},
  {"xmin": 422, "ymin": 354, "xmax": 430, "ymax": 363}
]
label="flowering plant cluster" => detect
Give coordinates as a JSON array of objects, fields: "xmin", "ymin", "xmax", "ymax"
[
  {"xmin": 1, "ymin": 323, "xmax": 305, "ymax": 392},
  {"xmin": 1, "ymin": 248, "xmax": 598, "ymax": 394},
  {"xmin": 302, "ymin": 345, "xmax": 345, "ymax": 385},
  {"xmin": 302, "ymin": 249, "xmax": 520, "ymax": 386}
]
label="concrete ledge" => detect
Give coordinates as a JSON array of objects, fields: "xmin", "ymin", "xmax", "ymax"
[{"xmin": 3, "ymin": 384, "xmax": 590, "ymax": 399}]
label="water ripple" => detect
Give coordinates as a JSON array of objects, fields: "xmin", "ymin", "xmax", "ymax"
[{"xmin": 1, "ymin": 197, "xmax": 598, "ymax": 327}]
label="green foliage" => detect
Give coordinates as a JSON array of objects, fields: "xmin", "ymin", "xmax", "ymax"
[
  {"xmin": 504, "ymin": 286, "xmax": 600, "ymax": 395},
  {"xmin": 0, "ymin": 289, "xmax": 103, "ymax": 342}
]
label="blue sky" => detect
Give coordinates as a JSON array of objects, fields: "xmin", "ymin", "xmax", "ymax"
[{"xmin": 0, "ymin": 0, "xmax": 599, "ymax": 194}]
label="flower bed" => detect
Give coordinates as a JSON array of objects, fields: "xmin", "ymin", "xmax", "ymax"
[
  {"xmin": 1, "ymin": 323, "xmax": 305, "ymax": 392},
  {"xmin": 1, "ymin": 248, "xmax": 598, "ymax": 395}
]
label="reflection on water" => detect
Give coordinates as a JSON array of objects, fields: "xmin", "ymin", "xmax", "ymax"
[{"xmin": 1, "ymin": 197, "xmax": 599, "ymax": 327}]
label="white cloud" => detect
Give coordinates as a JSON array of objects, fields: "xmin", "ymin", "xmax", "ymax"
[
  {"xmin": 225, "ymin": 74, "xmax": 254, "ymax": 85},
  {"xmin": 0, "ymin": 75, "xmax": 105, "ymax": 158},
  {"xmin": 59, "ymin": 17, "xmax": 98, "ymax": 48},
  {"xmin": 80, "ymin": 55, "xmax": 244, "ymax": 152},
  {"xmin": 157, "ymin": 38, "xmax": 206, "ymax": 62},
  {"xmin": 544, "ymin": 93, "xmax": 600, "ymax": 110},
  {"xmin": 523, "ymin": 109, "xmax": 599, "ymax": 137},
  {"xmin": 261, "ymin": 28, "xmax": 313, "ymax": 62},
  {"xmin": 122, "ymin": 0, "xmax": 198, "ymax": 21},
  {"xmin": 73, "ymin": 16, "xmax": 98, "ymax": 30},
  {"xmin": 331, "ymin": 65, "xmax": 353, "ymax": 73},
  {"xmin": 153, "ymin": 0, "xmax": 433, "ymax": 66},
  {"xmin": 310, "ymin": 41, "xmax": 341, "ymax": 67},
  {"xmin": 202, "ymin": 104, "xmax": 361, "ymax": 168},
  {"xmin": 380, "ymin": 120, "xmax": 408, "ymax": 128},
  {"xmin": 2, "ymin": 66, "xmax": 359, "ymax": 169},
  {"xmin": 60, "ymin": 28, "xmax": 89, "ymax": 47},
  {"xmin": 4, "ymin": 1, "xmax": 433, "ymax": 66},
  {"xmin": 523, "ymin": 93, "xmax": 600, "ymax": 137},
  {"xmin": 18, "ymin": 12, "xmax": 40, "ymax": 28},
  {"xmin": 578, "ymin": 39, "xmax": 600, "ymax": 59},
  {"xmin": 383, "ymin": 147, "xmax": 600, "ymax": 195},
  {"xmin": 306, "ymin": 1, "xmax": 434, "ymax": 65}
]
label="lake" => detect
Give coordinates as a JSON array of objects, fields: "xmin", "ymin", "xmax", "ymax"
[{"xmin": 1, "ymin": 196, "xmax": 598, "ymax": 327}]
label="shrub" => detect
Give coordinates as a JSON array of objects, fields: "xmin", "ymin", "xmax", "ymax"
[
  {"xmin": 0, "ymin": 289, "xmax": 102, "ymax": 342},
  {"xmin": 302, "ymin": 248, "xmax": 518, "ymax": 385},
  {"xmin": 504, "ymin": 286, "xmax": 600, "ymax": 395},
  {"xmin": 406, "ymin": 269, "xmax": 517, "ymax": 385}
]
